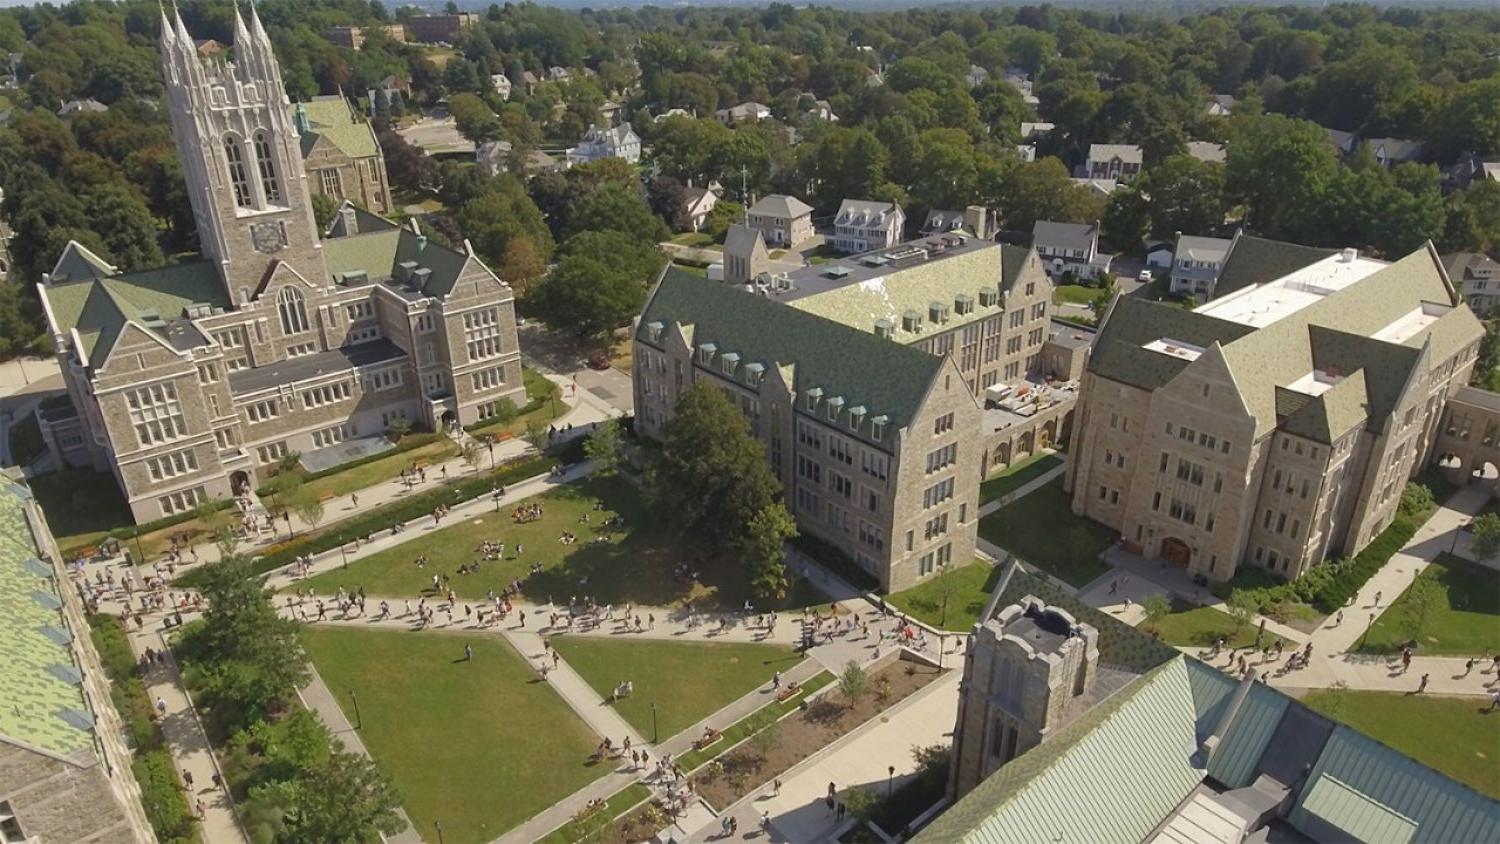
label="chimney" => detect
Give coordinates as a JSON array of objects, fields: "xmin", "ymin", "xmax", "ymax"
[
  {"xmin": 1340, "ymin": 247, "xmax": 1358, "ymax": 263},
  {"xmin": 293, "ymin": 101, "xmax": 310, "ymax": 135},
  {"xmin": 338, "ymin": 205, "xmax": 357, "ymax": 235},
  {"xmin": 965, "ymin": 205, "xmax": 989, "ymax": 239}
]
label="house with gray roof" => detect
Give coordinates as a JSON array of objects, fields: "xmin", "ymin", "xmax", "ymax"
[
  {"xmin": 1086, "ymin": 144, "xmax": 1144, "ymax": 182},
  {"xmin": 56, "ymin": 98, "xmax": 107, "ymax": 118},
  {"xmin": 633, "ymin": 267, "xmax": 982, "ymax": 592},
  {"xmin": 35, "ymin": 6, "xmax": 526, "ymax": 522},
  {"xmin": 1032, "ymin": 220, "xmax": 1101, "ymax": 278},
  {"xmin": 927, "ymin": 559, "xmax": 1500, "ymax": 844},
  {"xmin": 1204, "ymin": 93, "xmax": 1236, "ymax": 116},
  {"xmin": 1186, "ymin": 140, "xmax": 1227, "ymax": 164},
  {"xmin": 1443, "ymin": 252, "xmax": 1500, "ymax": 315},
  {"xmin": 920, "ymin": 207, "xmax": 992, "ymax": 239},
  {"xmin": 831, "ymin": 199, "xmax": 905, "ymax": 254},
  {"xmin": 747, "ymin": 194, "xmax": 815, "ymax": 248},
  {"xmin": 1363, "ymin": 137, "xmax": 1424, "ymax": 168},
  {"xmin": 565, "ymin": 121, "xmax": 641, "ymax": 166},
  {"xmin": 1168, "ymin": 233, "xmax": 1235, "ymax": 300},
  {"xmin": 715, "ymin": 101, "xmax": 771, "ymax": 125},
  {"xmin": 1067, "ymin": 237, "xmax": 1485, "ymax": 582}
]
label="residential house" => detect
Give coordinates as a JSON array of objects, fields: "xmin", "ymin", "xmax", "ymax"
[
  {"xmin": 547, "ymin": 66, "xmax": 571, "ymax": 84},
  {"xmin": 294, "ymin": 95, "xmax": 393, "ymax": 215},
  {"xmin": 475, "ymin": 140, "xmax": 557, "ymax": 176},
  {"xmin": 804, "ymin": 99, "xmax": 838, "ymax": 122},
  {"xmin": 1032, "ymin": 221, "xmax": 1101, "ymax": 278},
  {"xmin": 1185, "ymin": 140, "xmax": 1226, "ymax": 164},
  {"xmin": 1167, "ymin": 233, "xmax": 1234, "ymax": 299},
  {"xmin": 598, "ymin": 100, "xmax": 624, "ymax": 126},
  {"xmin": 1441, "ymin": 152, "xmax": 1498, "ymax": 192},
  {"xmin": 565, "ymin": 122, "xmax": 641, "ymax": 167},
  {"xmin": 57, "ymin": 98, "xmax": 107, "ymax": 118},
  {"xmin": 676, "ymin": 186, "xmax": 718, "ymax": 233},
  {"xmin": 490, "ymin": 73, "xmax": 511, "ymax": 100},
  {"xmin": 1444, "ymin": 252, "xmax": 1500, "ymax": 315},
  {"xmin": 920, "ymin": 207, "xmax": 991, "ymax": 240},
  {"xmin": 1363, "ymin": 137, "xmax": 1424, "ymax": 168},
  {"xmin": 1019, "ymin": 122, "xmax": 1054, "ymax": 141},
  {"xmin": 831, "ymin": 200, "xmax": 905, "ymax": 254},
  {"xmin": 722, "ymin": 224, "xmax": 770, "ymax": 284},
  {"xmin": 716, "ymin": 102, "xmax": 772, "ymax": 125},
  {"xmin": 1326, "ymin": 127, "xmax": 1359, "ymax": 157},
  {"xmin": 966, "ymin": 64, "xmax": 990, "ymax": 88},
  {"xmin": 519, "ymin": 70, "xmax": 540, "ymax": 95},
  {"xmin": 654, "ymin": 107, "xmax": 692, "ymax": 122},
  {"xmin": 1065, "ymin": 237, "xmax": 1483, "ymax": 582},
  {"xmin": 1071, "ymin": 178, "xmax": 1120, "ymax": 199},
  {"xmin": 1016, "ymin": 144, "xmax": 1037, "ymax": 162},
  {"xmin": 747, "ymin": 194, "xmax": 815, "ymax": 249},
  {"xmin": 1086, "ymin": 144, "xmax": 1143, "ymax": 182},
  {"xmin": 1203, "ymin": 93, "xmax": 1235, "ymax": 116},
  {"xmin": 1004, "ymin": 73, "xmax": 1039, "ymax": 105}
]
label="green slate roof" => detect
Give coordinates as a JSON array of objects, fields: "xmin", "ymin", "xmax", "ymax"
[
  {"xmin": 1211, "ymin": 234, "xmax": 1336, "ymax": 300},
  {"xmin": 43, "ymin": 260, "xmax": 227, "ymax": 368},
  {"xmin": 0, "ymin": 481, "xmax": 93, "ymax": 758},
  {"xmin": 297, "ymin": 95, "xmax": 379, "ymax": 159},
  {"xmin": 639, "ymin": 268, "xmax": 945, "ymax": 440},
  {"xmin": 321, "ymin": 221, "xmax": 473, "ymax": 298}
]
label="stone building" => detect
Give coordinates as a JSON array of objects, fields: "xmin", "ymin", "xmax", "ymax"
[
  {"xmin": 948, "ymin": 596, "xmax": 1100, "ymax": 798},
  {"xmin": 323, "ymin": 23, "xmax": 407, "ymax": 50},
  {"xmin": 295, "ymin": 94, "xmax": 392, "ymax": 215},
  {"xmin": 1066, "ymin": 237, "xmax": 1484, "ymax": 582},
  {"xmin": 634, "ymin": 269, "xmax": 982, "ymax": 592},
  {"xmin": 403, "ymin": 11, "xmax": 479, "ymax": 44},
  {"xmin": 35, "ymin": 7, "xmax": 523, "ymax": 522},
  {"xmin": 722, "ymin": 224, "xmax": 770, "ymax": 285},
  {"xmin": 746, "ymin": 195, "xmax": 814, "ymax": 249}
]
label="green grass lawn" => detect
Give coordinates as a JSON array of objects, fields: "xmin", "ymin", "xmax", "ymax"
[
  {"xmin": 297, "ymin": 477, "xmax": 822, "ymax": 611},
  {"xmin": 980, "ymin": 451, "xmax": 1064, "ymax": 504},
  {"xmin": 668, "ymin": 232, "xmax": 720, "ymax": 249},
  {"xmin": 671, "ymin": 261, "xmax": 709, "ymax": 277},
  {"xmin": 1360, "ymin": 553, "xmax": 1500, "ymax": 655},
  {"xmin": 549, "ymin": 637, "xmax": 801, "ymax": 742},
  {"xmin": 300, "ymin": 626, "xmax": 610, "ymax": 842},
  {"xmin": 886, "ymin": 559, "xmax": 999, "ymax": 631},
  {"xmin": 536, "ymin": 783, "xmax": 653, "ymax": 844},
  {"xmin": 299, "ymin": 436, "xmax": 461, "ymax": 501},
  {"xmin": 1053, "ymin": 284, "xmax": 1099, "ymax": 306},
  {"xmin": 978, "ymin": 480, "xmax": 1114, "ymax": 587},
  {"xmin": 1301, "ymin": 689, "xmax": 1500, "ymax": 799},
  {"xmin": 1145, "ymin": 600, "xmax": 1291, "ymax": 650}
]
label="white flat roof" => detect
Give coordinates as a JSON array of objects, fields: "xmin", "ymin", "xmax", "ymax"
[
  {"xmin": 1143, "ymin": 338, "xmax": 1205, "ymax": 362},
  {"xmin": 1371, "ymin": 302, "xmax": 1450, "ymax": 344},
  {"xmin": 1287, "ymin": 369, "xmax": 1345, "ymax": 397},
  {"xmin": 1194, "ymin": 252, "xmax": 1387, "ymax": 328}
]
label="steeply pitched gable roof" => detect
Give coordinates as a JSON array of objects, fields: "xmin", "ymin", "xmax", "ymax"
[
  {"xmin": 748, "ymin": 194, "xmax": 813, "ymax": 219},
  {"xmin": 297, "ymin": 95, "xmax": 379, "ymax": 159}
]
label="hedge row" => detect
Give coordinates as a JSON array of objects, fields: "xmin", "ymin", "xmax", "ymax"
[
  {"xmin": 254, "ymin": 432, "xmax": 445, "ymax": 497},
  {"xmin": 179, "ymin": 451, "xmax": 562, "ymax": 585}
]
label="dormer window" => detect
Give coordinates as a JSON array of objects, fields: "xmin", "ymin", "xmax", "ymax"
[
  {"xmin": 902, "ymin": 310, "xmax": 923, "ymax": 333},
  {"xmin": 849, "ymin": 405, "xmax": 866, "ymax": 431},
  {"xmin": 826, "ymin": 396, "xmax": 844, "ymax": 421},
  {"xmin": 720, "ymin": 352, "xmax": 740, "ymax": 376},
  {"xmin": 929, "ymin": 302, "xmax": 949, "ymax": 324},
  {"xmin": 874, "ymin": 319, "xmax": 894, "ymax": 339},
  {"xmin": 744, "ymin": 362, "xmax": 765, "ymax": 387},
  {"xmin": 805, "ymin": 387, "xmax": 823, "ymax": 411},
  {"xmin": 698, "ymin": 343, "xmax": 716, "ymax": 365},
  {"xmin": 955, "ymin": 294, "xmax": 974, "ymax": 315},
  {"xmin": 978, "ymin": 287, "xmax": 998, "ymax": 307},
  {"xmin": 645, "ymin": 321, "xmax": 664, "ymax": 343},
  {"xmin": 870, "ymin": 415, "xmax": 888, "ymax": 441}
]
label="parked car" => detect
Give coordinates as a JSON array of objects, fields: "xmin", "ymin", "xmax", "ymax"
[{"xmin": 1138, "ymin": 269, "xmax": 1154, "ymax": 282}]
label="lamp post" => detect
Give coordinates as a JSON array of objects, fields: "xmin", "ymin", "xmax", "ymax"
[
  {"xmin": 887, "ymin": 765, "xmax": 895, "ymax": 798},
  {"xmin": 340, "ymin": 542, "xmax": 348, "ymax": 569},
  {"xmin": 486, "ymin": 436, "xmax": 495, "ymax": 469},
  {"xmin": 651, "ymin": 702, "xmax": 659, "ymax": 744},
  {"xmin": 434, "ymin": 820, "xmax": 444, "ymax": 844},
  {"xmin": 351, "ymin": 690, "xmax": 361, "ymax": 730}
]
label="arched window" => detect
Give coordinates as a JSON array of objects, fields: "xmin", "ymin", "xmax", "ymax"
[
  {"xmin": 224, "ymin": 135, "xmax": 251, "ymax": 208},
  {"xmin": 253, "ymin": 131, "xmax": 282, "ymax": 205},
  {"xmin": 277, "ymin": 287, "xmax": 309, "ymax": 335}
]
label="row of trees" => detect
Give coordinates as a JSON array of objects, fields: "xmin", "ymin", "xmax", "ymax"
[{"xmin": 178, "ymin": 556, "xmax": 404, "ymax": 843}]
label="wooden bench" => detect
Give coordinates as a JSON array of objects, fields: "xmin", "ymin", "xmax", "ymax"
[
  {"xmin": 318, "ymin": 491, "xmax": 336, "ymax": 504},
  {"xmin": 775, "ymin": 681, "xmax": 801, "ymax": 703},
  {"xmin": 692, "ymin": 728, "xmax": 722, "ymax": 751}
]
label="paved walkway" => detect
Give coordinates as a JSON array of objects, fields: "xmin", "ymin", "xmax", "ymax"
[{"xmin": 976, "ymin": 453, "xmax": 1066, "ymax": 518}]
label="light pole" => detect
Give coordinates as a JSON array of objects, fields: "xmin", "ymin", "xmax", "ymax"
[
  {"xmin": 938, "ymin": 633, "xmax": 946, "ymax": 670},
  {"xmin": 486, "ymin": 436, "xmax": 495, "ymax": 469},
  {"xmin": 340, "ymin": 542, "xmax": 348, "ymax": 569},
  {"xmin": 887, "ymin": 765, "xmax": 895, "ymax": 798},
  {"xmin": 351, "ymin": 690, "xmax": 361, "ymax": 729},
  {"xmin": 434, "ymin": 819, "xmax": 444, "ymax": 844},
  {"xmin": 651, "ymin": 702, "xmax": 659, "ymax": 744}
]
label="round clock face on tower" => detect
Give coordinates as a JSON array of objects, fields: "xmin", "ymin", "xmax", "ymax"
[{"xmin": 250, "ymin": 221, "xmax": 288, "ymax": 254}]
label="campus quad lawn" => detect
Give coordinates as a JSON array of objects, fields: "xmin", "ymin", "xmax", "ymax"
[
  {"xmin": 298, "ymin": 477, "xmax": 821, "ymax": 610},
  {"xmin": 1145, "ymin": 600, "xmax": 1291, "ymax": 650},
  {"xmin": 1301, "ymin": 689, "xmax": 1500, "ymax": 799},
  {"xmin": 549, "ymin": 636, "xmax": 801, "ymax": 741},
  {"xmin": 886, "ymin": 559, "xmax": 999, "ymax": 631},
  {"xmin": 979, "ymin": 451, "xmax": 1064, "ymax": 504},
  {"xmin": 300, "ymin": 626, "xmax": 609, "ymax": 843},
  {"xmin": 978, "ymin": 480, "xmax": 1113, "ymax": 587},
  {"xmin": 1360, "ymin": 553, "xmax": 1500, "ymax": 655},
  {"xmin": 1052, "ymin": 284, "xmax": 1098, "ymax": 306}
]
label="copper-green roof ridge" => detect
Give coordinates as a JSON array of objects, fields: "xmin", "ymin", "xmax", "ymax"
[
  {"xmin": 297, "ymin": 95, "xmax": 379, "ymax": 159},
  {"xmin": 915, "ymin": 658, "xmax": 1205, "ymax": 844},
  {"xmin": 639, "ymin": 268, "xmax": 944, "ymax": 435}
]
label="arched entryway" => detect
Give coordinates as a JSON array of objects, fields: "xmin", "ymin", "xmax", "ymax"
[
  {"xmin": 994, "ymin": 441, "xmax": 1012, "ymax": 469},
  {"xmin": 1161, "ymin": 537, "xmax": 1191, "ymax": 568},
  {"xmin": 1040, "ymin": 419, "xmax": 1057, "ymax": 450},
  {"xmin": 1017, "ymin": 430, "xmax": 1035, "ymax": 459},
  {"xmin": 440, "ymin": 410, "xmax": 457, "ymax": 433},
  {"xmin": 230, "ymin": 470, "xmax": 250, "ymax": 496}
]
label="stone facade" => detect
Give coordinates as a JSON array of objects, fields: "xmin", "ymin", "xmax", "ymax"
[
  {"xmin": 34, "ymin": 9, "xmax": 523, "ymax": 522},
  {"xmin": 949, "ymin": 597, "xmax": 1099, "ymax": 799},
  {"xmin": 634, "ymin": 271, "xmax": 982, "ymax": 592},
  {"xmin": 297, "ymin": 96, "xmax": 393, "ymax": 216},
  {"xmin": 746, "ymin": 195, "xmax": 814, "ymax": 249},
  {"xmin": 1067, "ymin": 241, "xmax": 1484, "ymax": 582}
]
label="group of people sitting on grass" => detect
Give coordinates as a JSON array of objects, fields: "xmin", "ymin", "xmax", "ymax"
[{"xmin": 514, "ymin": 502, "xmax": 545, "ymax": 523}]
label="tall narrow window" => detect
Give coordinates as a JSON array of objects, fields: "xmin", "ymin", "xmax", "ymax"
[
  {"xmin": 224, "ymin": 135, "xmax": 251, "ymax": 208},
  {"xmin": 253, "ymin": 131, "xmax": 281, "ymax": 205},
  {"xmin": 277, "ymin": 286, "xmax": 309, "ymax": 335}
]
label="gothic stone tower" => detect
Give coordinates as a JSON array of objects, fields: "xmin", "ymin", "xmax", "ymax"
[{"xmin": 159, "ymin": 5, "xmax": 326, "ymax": 303}]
